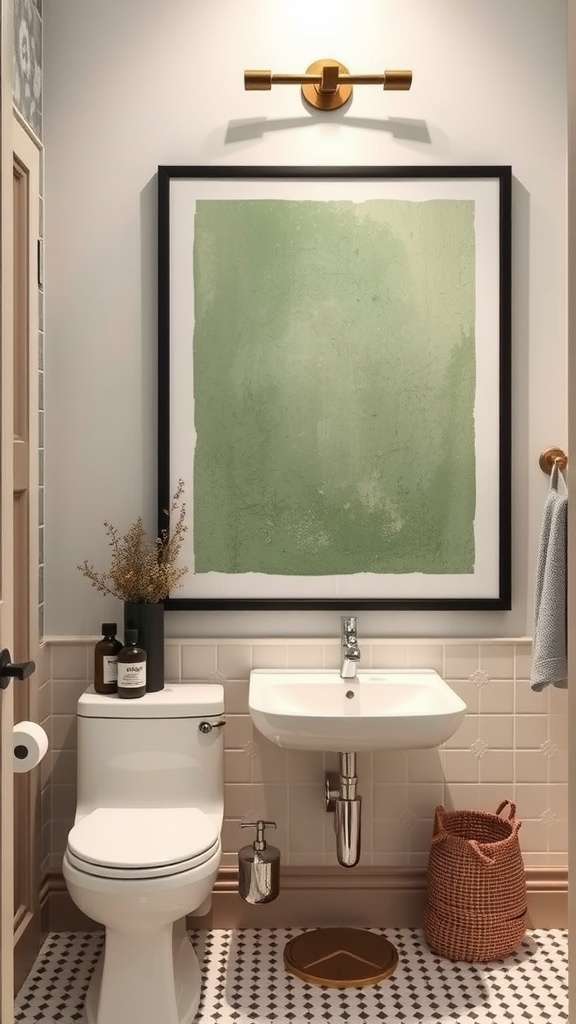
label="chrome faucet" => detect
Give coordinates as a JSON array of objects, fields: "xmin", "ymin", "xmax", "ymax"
[{"xmin": 340, "ymin": 616, "xmax": 361, "ymax": 679}]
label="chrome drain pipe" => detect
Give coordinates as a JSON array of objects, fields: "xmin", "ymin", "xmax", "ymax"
[{"xmin": 325, "ymin": 752, "xmax": 362, "ymax": 867}]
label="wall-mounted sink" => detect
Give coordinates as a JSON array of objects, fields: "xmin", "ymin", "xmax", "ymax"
[{"xmin": 248, "ymin": 668, "xmax": 466, "ymax": 752}]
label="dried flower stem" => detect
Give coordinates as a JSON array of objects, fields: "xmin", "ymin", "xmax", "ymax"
[{"xmin": 78, "ymin": 479, "xmax": 189, "ymax": 603}]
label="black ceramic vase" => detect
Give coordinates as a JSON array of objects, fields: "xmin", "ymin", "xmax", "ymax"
[{"xmin": 123, "ymin": 601, "xmax": 164, "ymax": 692}]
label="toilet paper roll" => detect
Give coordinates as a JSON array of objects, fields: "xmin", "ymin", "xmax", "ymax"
[{"xmin": 13, "ymin": 721, "xmax": 49, "ymax": 773}]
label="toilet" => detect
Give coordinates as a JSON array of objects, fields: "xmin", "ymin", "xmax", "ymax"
[{"xmin": 63, "ymin": 683, "xmax": 224, "ymax": 1024}]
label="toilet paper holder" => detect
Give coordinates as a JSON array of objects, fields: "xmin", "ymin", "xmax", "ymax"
[{"xmin": 0, "ymin": 648, "xmax": 35, "ymax": 689}]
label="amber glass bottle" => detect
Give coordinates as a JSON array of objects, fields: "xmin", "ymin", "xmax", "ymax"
[
  {"xmin": 117, "ymin": 629, "xmax": 147, "ymax": 699},
  {"xmin": 94, "ymin": 623, "xmax": 122, "ymax": 695}
]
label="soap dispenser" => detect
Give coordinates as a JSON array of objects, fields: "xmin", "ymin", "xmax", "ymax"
[{"xmin": 238, "ymin": 820, "xmax": 280, "ymax": 904}]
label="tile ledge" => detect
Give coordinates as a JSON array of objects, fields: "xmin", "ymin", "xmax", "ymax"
[{"xmin": 43, "ymin": 635, "xmax": 533, "ymax": 646}]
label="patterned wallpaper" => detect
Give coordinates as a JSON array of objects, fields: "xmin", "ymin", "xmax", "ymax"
[{"xmin": 14, "ymin": 0, "xmax": 42, "ymax": 138}]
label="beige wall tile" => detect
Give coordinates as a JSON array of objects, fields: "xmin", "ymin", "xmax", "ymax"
[
  {"xmin": 548, "ymin": 819, "xmax": 568, "ymax": 852},
  {"xmin": 252, "ymin": 644, "xmax": 289, "ymax": 669},
  {"xmin": 548, "ymin": 713, "xmax": 568, "ymax": 749},
  {"xmin": 515, "ymin": 680, "xmax": 548, "ymax": 714},
  {"xmin": 373, "ymin": 783, "xmax": 409, "ymax": 820},
  {"xmin": 549, "ymin": 747, "xmax": 568, "ymax": 783},
  {"xmin": 514, "ymin": 644, "xmax": 532, "ymax": 680},
  {"xmin": 289, "ymin": 853, "xmax": 327, "ymax": 867},
  {"xmin": 515, "ymin": 715, "xmax": 549, "ymax": 749},
  {"xmin": 478, "ymin": 750, "xmax": 514, "ymax": 783},
  {"xmin": 224, "ymin": 749, "xmax": 252, "ymax": 784},
  {"xmin": 217, "ymin": 644, "xmax": 253, "ymax": 680},
  {"xmin": 51, "ymin": 783, "xmax": 77, "ymax": 820},
  {"xmin": 287, "ymin": 749, "xmax": 324, "ymax": 783},
  {"xmin": 373, "ymin": 820, "xmax": 410, "ymax": 856},
  {"xmin": 514, "ymin": 784, "xmax": 549, "ymax": 818},
  {"xmin": 224, "ymin": 680, "xmax": 249, "ymax": 714},
  {"xmin": 444, "ymin": 783, "xmax": 482, "ymax": 811},
  {"xmin": 40, "ymin": 749, "xmax": 52, "ymax": 789},
  {"xmin": 407, "ymin": 784, "xmax": 444, "ymax": 819},
  {"xmin": 444, "ymin": 645, "xmax": 479, "ymax": 679},
  {"xmin": 51, "ymin": 714, "xmax": 77, "ymax": 750},
  {"xmin": 409, "ymin": 818, "xmax": 434, "ymax": 852},
  {"xmin": 223, "ymin": 714, "xmax": 253, "ymax": 750},
  {"xmin": 372, "ymin": 852, "xmax": 408, "ymax": 867},
  {"xmin": 479, "ymin": 785, "xmax": 515, "ymax": 812},
  {"xmin": 51, "ymin": 748, "xmax": 77, "ymax": 785},
  {"xmin": 41, "ymin": 821, "xmax": 51, "ymax": 864},
  {"xmin": 51, "ymin": 645, "xmax": 89, "ymax": 680},
  {"xmin": 479, "ymin": 680, "xmax": 514, "ymax": 714},
  {"xmin": 372, "ymin": 750, "xmax": 409, "ymax": 784},
  {"xmin": 408, "ymin": 852, "xmax": 430, "ymax": 867},
  {"xmin": 250, "ymin": 739, "xmax": 288, "ymax": 783},
  {"xmin": 322, "ymin": 643, "xmax": 341, "ymax": 670},
  {"xmin": 515, "ymin": 750, "xmax": 549, "ymax": 784},
  {"xmin": 52, "ymin": 679, "xmax": 87, "ymax": 715},
  {"xmin": 38, "ymin": 680, "xmax": 51, "ymax": 720},
  {"xmin": 444, "ymin": 750, "xmax": 479, "ymax": 784},
  {"xmin": 181, "ymin": 644, "xmax": 217, "ymax": 679},
  {"xmin": 548, "ymin": 686, "xmax": 568, "ymax": 714},
  {"xmin": 446, "ymin": 678, "xmax": 480, "ymax": 714},
  {"xmin": 443, "ymin": 714, "xmax": 479, "ymax": 749},
  {"xmin": 479, "ymin": 644, "xmax": 514, "ymax": 679},
  {"xmin": 164, "ymin": 643, "xmax": 181, "ymax": 681},
  {"xmin": 518, "ymin": 818, "xmax": 547, "ymax": 853},
  {"xmin": 287, "ymin": 644, "xmax": 324, "ymax": 669},
  {"xmin": 407, "ymin": 644, "xmax": 443, "ymax": 673},
  {"xmin": 370, "ymin": 644, "xmax": 408, "ymax": 669},
  {"xmin": 287, "ymin": 785, "xmax": 325, "ymax": 854},
  {"xmin": 407, "ymin": 749, "xmax": 444, "ymax": 783},
  {"xmin": 548, "ymin": 784, "xmax": 568, "ymax": 817},
  {"xmin": 224, "ymin": 782, "xmax": 287, "ymax": 822},
  {"xmin": 480, "ymin": 715, "xmax": 514, "ymax": 748},
  {"xmin": 221, "ymin": 817, "xmax": 244, "ymax": 855},
  {"xmin": 52, "ymin": 819, "xmax": 73, "ymax": 859}
]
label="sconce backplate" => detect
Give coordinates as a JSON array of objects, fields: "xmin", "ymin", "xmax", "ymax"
[{"xmin": 302, "ymin": 59, "xmax": 352, "ymax": 111}]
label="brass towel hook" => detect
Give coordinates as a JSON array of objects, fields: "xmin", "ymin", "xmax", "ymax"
[
  {"xmin": 539, "ymin": 446, "xmax": 568, "ymax": 475},
  {"xmin": 244, "ymin": 59, "xmax": 412, "ymax": 112}
]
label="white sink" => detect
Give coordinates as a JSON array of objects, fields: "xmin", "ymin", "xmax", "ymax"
[{"xmin": 249, "ymin": 669, "xmax": 466, "ymax": 752}]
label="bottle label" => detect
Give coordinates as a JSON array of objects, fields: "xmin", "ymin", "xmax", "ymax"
[
  {"xmin": 103, "ymin": 656, "xmax": 118, "ymax": 685},
  {"xmin": 118, "ymin": 662, "xmax": 146, "ymax": 688}
]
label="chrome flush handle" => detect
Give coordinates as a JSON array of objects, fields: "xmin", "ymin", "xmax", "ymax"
[{"xmin": 198, "ymin": 720, "xmax": 226, "ymax": 734}]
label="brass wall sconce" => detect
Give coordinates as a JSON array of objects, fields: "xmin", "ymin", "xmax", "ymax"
[{"xmin": 244, "ymin": 58, "xmax": 412, "ymax": 112}]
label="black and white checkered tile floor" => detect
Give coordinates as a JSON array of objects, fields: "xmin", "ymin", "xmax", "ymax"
[{"xmin": 14, "ymin": 928, "xmax": 568, "ymax": 1023}]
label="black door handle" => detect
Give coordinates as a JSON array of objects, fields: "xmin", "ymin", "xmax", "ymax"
[{"xmin": 0, "ymin": 649, "xmax": 35, "ymax": 689}]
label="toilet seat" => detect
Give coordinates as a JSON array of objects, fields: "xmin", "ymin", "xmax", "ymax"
[{"xmin": 66, "ymin": 807, "xmax": 220, "ymax": 880}]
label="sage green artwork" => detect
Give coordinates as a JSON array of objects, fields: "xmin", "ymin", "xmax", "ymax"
[{"xmin": 192, "ymin": 198, "xmax": 476, "ymax": 576}]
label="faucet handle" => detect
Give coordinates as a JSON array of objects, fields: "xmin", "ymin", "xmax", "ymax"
[{"xmin": 341, "ymin": 615, "xmax": 357, "ymax": 638}]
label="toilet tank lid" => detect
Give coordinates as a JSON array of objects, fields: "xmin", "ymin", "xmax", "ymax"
[{"xmin": 78, "ymin": 683, "xmax": 224, "ymax": 718}]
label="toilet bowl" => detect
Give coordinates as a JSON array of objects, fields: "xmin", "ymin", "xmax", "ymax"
[{"xmin": 63, "ymin": 684, "xmax": 225, "ymax": 1024}]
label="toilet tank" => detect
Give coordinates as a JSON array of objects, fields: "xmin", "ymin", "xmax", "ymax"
[{"xmin": 75, "ymin": 683, "xmax": 224, "ymax": 823}]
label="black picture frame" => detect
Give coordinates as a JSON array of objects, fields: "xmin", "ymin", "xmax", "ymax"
[{"xmin": 158, "ymin": 165, "xmax": 511, "ymax": 611}]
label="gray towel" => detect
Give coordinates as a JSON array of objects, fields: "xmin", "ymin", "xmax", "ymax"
[{"xmin": 531, "ymin": 463, "xmax": 568, "ymax": 690}]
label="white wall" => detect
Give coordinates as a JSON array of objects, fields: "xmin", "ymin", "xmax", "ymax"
[{"xmin": 43, "ymin": 0, "xmax": 567, "ymax": 639}]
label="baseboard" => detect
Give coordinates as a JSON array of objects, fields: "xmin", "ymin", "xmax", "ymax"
[{"xmin": 41, "ymin": 865, "xmax": 568, "ymax": 932}]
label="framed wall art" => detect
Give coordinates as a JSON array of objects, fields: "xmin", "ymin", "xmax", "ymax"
[{"xmin": 157, "ymin": 165, "xmax": 511, "ymax": 610}]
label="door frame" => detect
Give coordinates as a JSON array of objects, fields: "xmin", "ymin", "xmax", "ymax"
[
  {"xmin": 0, "ymin": 0, "xmax": 16, "ymax": 1019},
  {"xmin": 568, "ymin": 0, "xmax": 576, "ymax": 1011}
]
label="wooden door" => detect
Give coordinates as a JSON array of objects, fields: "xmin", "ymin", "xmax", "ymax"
[{"xmin": 12, "ymin": 118, "xmax": 40, "ymax": 993}]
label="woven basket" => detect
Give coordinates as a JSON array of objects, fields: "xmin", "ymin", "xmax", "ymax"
[{"xmin": 423, "ymin": 800, "xmax": 527, "ymax": 962}]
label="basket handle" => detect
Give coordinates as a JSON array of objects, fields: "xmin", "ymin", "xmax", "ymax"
[
  {"xmin": 495, "ymin": 799, "xmax": 516, "ymax": 821},
  {"xmin": 469, "ymin": 839, "xmax": 496, "ymax": 865},
  {"xmin": 430, "ymin": 805, "xmax": 448, "ymax": 845}
]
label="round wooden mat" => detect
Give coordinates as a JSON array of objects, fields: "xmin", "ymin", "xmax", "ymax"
[{"xmin": 283, "ymin": 927, "xmax": 398, "ymax": 988}]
